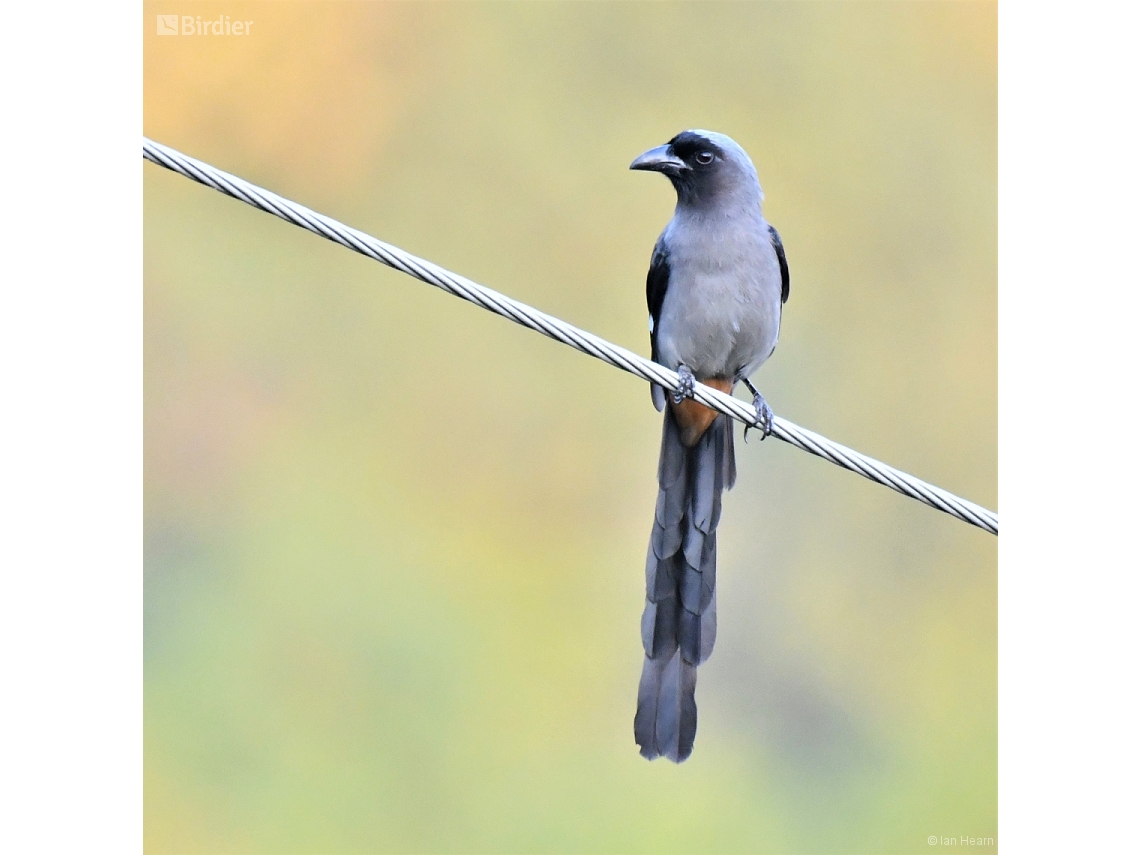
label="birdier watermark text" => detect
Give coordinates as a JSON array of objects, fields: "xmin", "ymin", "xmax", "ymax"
[{"xmin": 157, "ymin": 14, "xmax": 253, "ymax": 36}]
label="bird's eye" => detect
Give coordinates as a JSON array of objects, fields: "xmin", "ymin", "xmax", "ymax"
[{"xmin": 696, "ymin": 151, "xmax": 714, "ymax": 165}]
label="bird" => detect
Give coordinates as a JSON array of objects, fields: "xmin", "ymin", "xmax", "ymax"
[{"xmin": 629, "ymin": 130, "xmax": 789, "ymax": 762}]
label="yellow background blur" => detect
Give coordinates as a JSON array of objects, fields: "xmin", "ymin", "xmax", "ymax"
[{"xmin": 144, "ymin": 3, "xmax": 996, "ymax": 853}]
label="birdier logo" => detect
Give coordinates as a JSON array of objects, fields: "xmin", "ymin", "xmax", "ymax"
[{"xmin": 156, "ymin": 15, "xmax": 253, "ymax": 36}]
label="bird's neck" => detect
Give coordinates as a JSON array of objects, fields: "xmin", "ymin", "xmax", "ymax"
[{"xmin": 674, "ymin": 197, "xmax": 764, "ymax": 227}]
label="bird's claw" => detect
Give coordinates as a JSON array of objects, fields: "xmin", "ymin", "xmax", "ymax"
[
  {"xmin": 739, "ymin": 377, "xmax": 774, "ymax": 442},
  {"xmin": 748, "ymin": 392, "xmax": 774, "ymax": 441},
  {"xmin": 672, "ymin": 364, "xmax": 696, "ymax": 404}
]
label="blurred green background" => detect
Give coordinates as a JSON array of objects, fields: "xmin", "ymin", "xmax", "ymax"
[{"xmin": 143, "ymin": 2, "xmax": 996, "ymax": 853}]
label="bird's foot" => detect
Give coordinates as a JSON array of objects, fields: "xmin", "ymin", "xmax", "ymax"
[
  {"xmin": 672, "ymin": 364, "xmax": 696, "ymax": 405},
  {"xmin": 739, "ymin": 377, "xmax": 774, "ymax": 442}
]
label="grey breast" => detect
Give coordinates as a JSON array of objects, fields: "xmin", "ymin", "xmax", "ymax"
[{"xmin": 654, "ymin": 212, "xmax": 783, "ymax": 380}]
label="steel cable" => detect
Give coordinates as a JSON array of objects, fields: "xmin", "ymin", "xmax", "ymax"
[{"xmin": 143, "ymin": 138, "xmax": 997, "ymax": 535}]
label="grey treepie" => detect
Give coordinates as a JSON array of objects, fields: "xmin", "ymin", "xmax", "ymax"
[{"xmin": 630, "ymin": 130, "xmax": 789, "ymax": 762}]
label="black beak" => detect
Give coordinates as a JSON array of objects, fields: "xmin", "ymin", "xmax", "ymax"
[{"xmin": 630, "ymin": 144, "xmax": 689, "ymax": 177}]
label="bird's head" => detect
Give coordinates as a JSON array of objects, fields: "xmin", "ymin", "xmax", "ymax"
[{"xmin": 630, "ymin": 130, "xmax": 762, "ymax": 209}]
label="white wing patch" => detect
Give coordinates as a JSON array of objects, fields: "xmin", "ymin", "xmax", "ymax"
[{"xmin": 648, "ymin": 315, "xmax": 655, "ymax": 333}]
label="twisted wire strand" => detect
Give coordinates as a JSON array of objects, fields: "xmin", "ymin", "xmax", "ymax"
[{"xmin": 143, "ymin": 138, "xmax": 998, "ymax": 536}]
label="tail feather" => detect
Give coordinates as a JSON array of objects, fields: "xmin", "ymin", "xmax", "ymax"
[
  {"xmin": 636, "ymin": 408, "xmax": 734, "ymax": 762},
  {"xmin": 650, "ymin": 518, "xmax": 683, "ymax": 564},
  {"xmin": 635, "ymin": 649, "xmax": 698, "ymax": 763},
  {"xmin": 699, "ymin": 588, "xmax": 717, "ymax": 663}
]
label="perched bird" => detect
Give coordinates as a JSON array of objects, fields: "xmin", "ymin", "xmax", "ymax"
[{"xmin": 630, "ymin": 130, "xmax": 789, "ymax": 762}]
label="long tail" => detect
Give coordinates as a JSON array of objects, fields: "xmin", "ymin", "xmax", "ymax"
[{"xmin": 635, "ymin": 406, "xmax": 735, "ymax": 762}]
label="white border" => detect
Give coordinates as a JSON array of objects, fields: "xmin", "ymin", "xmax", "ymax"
[
  {"xmin": 0, "ymin": 5, "xmax": 141, "ymax": 851},
  {"xmin": 1000, "ymin": 2, "xmax": 1139, "ymax": 849}
]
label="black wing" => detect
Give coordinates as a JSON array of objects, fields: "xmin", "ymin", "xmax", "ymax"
[
  {"xmin": 646, "ymin": 242, "xmax": 670, "ymax": 363},
  {"xmin": 768, "ymin": 225, "xmax": 790, "ymax": 304}
]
